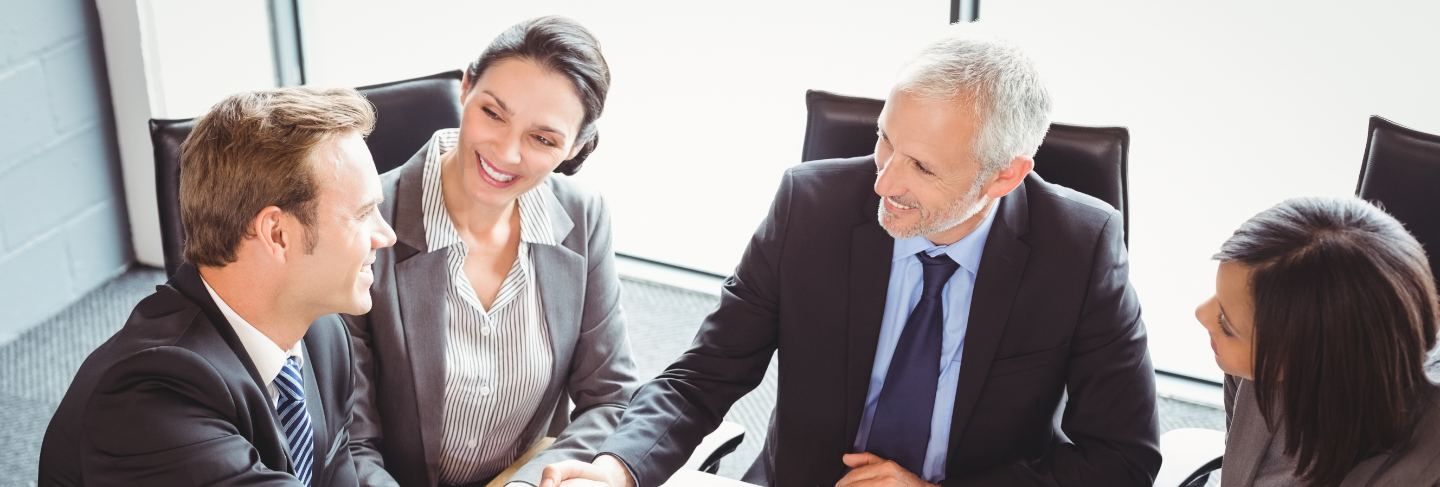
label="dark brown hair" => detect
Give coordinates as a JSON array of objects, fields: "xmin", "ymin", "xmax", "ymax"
[
  {"xmin": 1216, "ymin": 196, "xmax": 1439, "ymax": 485},
  {"xmin": 180, "ymin": 87, "xmax": 376, "ymax": 267},
  {"xmin": 465, "ymin": 15, "xmax": 610, "ymax": 176}
]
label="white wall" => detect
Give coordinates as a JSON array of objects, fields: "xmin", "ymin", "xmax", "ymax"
[
  {"xmin": 97, "ymin": 0, "xmax": 276, "ymax": 268},
  {"xmin": 982, "ymin": 0, "xmax": 1440, "ymax": 380},
  {"xmin": 300, "ymin": 0, "xmax": 948, "ymax": 276}
]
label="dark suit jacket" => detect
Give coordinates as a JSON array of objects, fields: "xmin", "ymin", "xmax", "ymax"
[
  {"xmin": 1222, "ymin": 377, "xmax": 1440, "ymax": 486},
  {"xmin": 599, "ymin": 157, "xmax": 1160, "ymax": 486},
  {"xmin": 36, "ymin": 264, "xmax": 360, "ymax": 486},
  {"xmin": 344, "ymin": 141, "xmax": 639, "ymax": 487}
]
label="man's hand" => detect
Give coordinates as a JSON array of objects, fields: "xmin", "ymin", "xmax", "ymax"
[
  {"xmin": 539, "ymin": 454, "xmax": 636, "ymax": 487},
  {"xmin": 836, "ymin": 452, "xmax": 937, "ymax": 487}
]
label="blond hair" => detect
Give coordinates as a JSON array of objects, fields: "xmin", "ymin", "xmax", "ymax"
[{"xmin": 179, "ymin": 86, "xmax": 375, "ymax": 267}]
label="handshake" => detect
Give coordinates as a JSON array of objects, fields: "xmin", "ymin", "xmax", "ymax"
[{"xmin": 538, "ymin": 455, "xmax": 633, "ymax": 487}]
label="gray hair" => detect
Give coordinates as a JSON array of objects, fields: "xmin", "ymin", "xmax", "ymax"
[{"xmin": 896, "ymin": 24, "xmax": 1052, "ymax": 175}]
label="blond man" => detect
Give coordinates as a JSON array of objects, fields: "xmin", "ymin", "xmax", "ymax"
[{"xmin": 38, "ymin": 87, "xmax": 396, "ymax": 486}]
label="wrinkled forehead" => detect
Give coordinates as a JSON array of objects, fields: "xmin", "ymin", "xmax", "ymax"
[{"xmin": 881, "ymin": 89, "xmax": 983, "ymax": 167}]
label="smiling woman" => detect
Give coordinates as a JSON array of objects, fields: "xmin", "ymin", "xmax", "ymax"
[{"xmin": 341, "ymin": 16, "xmax": 640, "ymax": 487}]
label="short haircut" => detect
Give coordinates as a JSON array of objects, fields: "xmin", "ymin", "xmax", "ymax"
[
  {"xmin": 1216, "ymin": 196, "xmax": 1439, "ymax": 485},
  {"xmin": 896, "ymin": 24, "xmax": 1052, "ymax": 176},
  {"xmin": 179, "ymin": 86, "xmax": 376, "ymax": 267},
  {"xmin": 465, "ymin": 15, "xmax": 610, "ymax": 175}
]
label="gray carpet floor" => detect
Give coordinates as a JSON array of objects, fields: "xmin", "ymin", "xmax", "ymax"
[{"xmin": 0, "ymin": 266, "xmax": 1226, "ymax": 486}]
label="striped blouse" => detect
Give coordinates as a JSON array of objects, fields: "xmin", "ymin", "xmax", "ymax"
[{"xmin": 421, "ymin": 129, "xmax": 556, "ymax": 485}]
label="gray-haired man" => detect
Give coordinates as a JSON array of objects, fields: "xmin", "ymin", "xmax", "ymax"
[{"xmin": 545, "ymin": 24, "xmax": 1160, "ymax": 487}]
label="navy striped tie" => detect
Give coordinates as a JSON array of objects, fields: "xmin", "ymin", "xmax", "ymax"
[{"xmin": 275, "ymin": 356, "xmax": 314, "ymax": 485}]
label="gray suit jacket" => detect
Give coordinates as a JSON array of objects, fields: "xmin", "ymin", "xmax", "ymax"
[
  {"xmin": 1222, "ymin": 377, "xmax": 1440, "ymax": 486},
  {"xmin": 37, "ymin": 264, "xmax": 360, "ymax": 486},
  {"xmin": 345, "ymin": 142, "xmax": 639, "ymax": 487}
]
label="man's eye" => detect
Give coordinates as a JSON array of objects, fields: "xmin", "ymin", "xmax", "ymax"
[{"xmin": 913, "ymin": 159, "xmax": 933, "ymax": 175}]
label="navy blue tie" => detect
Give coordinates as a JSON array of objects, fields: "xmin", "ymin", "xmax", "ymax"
[
  {"xmin": 275, "ymin": 356, "xmax": 314, "ymax": 486},
  {"xmin": 867, "ymin": 251, "xmax": 960, "ymax": 475}
]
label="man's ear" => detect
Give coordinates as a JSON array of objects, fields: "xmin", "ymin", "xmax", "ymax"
[
  {"xmin": 249, "ymin": 206, "xmax": 292, "ymax": 262},
  {"xmin": 983, "ymin": 155, "xmax": 1035, "ymax": 199}
]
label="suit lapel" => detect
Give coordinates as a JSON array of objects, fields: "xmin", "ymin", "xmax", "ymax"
[
  {"xmin": 945, "ymin": 181, "xmax": 1031, "ymax": 471},
  {"xmin": 169, "ymin": 264, "xmax": 293, "ymax": 473},
  {"xmin": 299, "ymin": 339, "xmax": 330, "ymax": 481},
  {"xmin": 171, "ymin": 264, "xmax": 273, "ymax": 395},
  {"xmin": 397, "ymin": 242, "xmax": 450, "ymax": 476},
  {"xmin": 1221, "ymin": 380, "xmax": 1273, "ymax": 486},
  {"xmin": 389, "ymin": 148, "xmax": 451, "ymax": 481},
  {"xmin": 843, "ymin": 194, "xmax": 895, "ymax": 445},
  {"xmin": 530, "ymin": 183, "xmax": 580, "ymax": 399}
]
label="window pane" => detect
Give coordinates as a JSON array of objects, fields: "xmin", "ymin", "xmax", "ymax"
[{"xmin": 984, "ymin": 0, "xmax": 1440, "ymax": 381}]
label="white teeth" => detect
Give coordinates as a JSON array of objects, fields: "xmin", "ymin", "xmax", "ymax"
[
  {"xmin": 481, "ymin": 158, "xmax": 516, "ymax": 183},
  {"xmin": 887, "ymin": 196, "xmax": 915, "ymax": 210}
]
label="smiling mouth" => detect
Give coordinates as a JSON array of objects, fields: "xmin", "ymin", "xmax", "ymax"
[
  {"xmin": 477, "ymin": 151, "xmax": 517, "ymax": 185},
  {"xmin": 885, "ymin": 196, "xmax": 916, "ymax": 211}
]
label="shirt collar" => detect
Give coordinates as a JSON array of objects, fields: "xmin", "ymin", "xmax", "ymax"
[
  {"xmin": 891, "ymin": 198, "xmax": 1000, "ymax": 275},
  {"xmin": 421, "ymin": 129, "xmax": 561, "ymax": 249},
  {"xmin": 200, "ymin": 278, "xmax": 304, "ymax": 387}
]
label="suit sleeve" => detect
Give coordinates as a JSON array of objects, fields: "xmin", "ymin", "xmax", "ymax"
[
  {"xmin": 594, "ymin": 169, "xmax": 794, "ymax": 487},
  {"xmin": 944, "ymin": 214, "xmax": 1161, "ymax": 487},
  {"xmin": 80, "ymin": 346, "xmax": 303, "ymax": 486},
  {"xmin": 511, "ymin": 194, "xmax": 642, "ymax": 485},
  {"xmin": 342, "ymin": 311, "xmax": 401, "ymax": 487}
]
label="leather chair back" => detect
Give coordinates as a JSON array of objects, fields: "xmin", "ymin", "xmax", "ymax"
[
  {"xmin": 802, "ymin": 89, "xmax": 1130, "ymax": 242},
  {"xmin": 149, "ymin": 70, "xmax": 464, "ymax": 276},
  {"xmin": 1355, "ymin": 115, "xmax": 1440, "ymax": 283}
]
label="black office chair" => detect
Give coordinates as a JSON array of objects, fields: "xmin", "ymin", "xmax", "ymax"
[
  {"xmin": 802, "ymin": 89, "xmax": 1131, "ymax": 243},
  {"xmin": 1355, "ymin": 115, "xmax": 1440, "ymax": 285},
  {"xmin": 148, "ymin": 70, "xmax": 464, "ymax": 277}
]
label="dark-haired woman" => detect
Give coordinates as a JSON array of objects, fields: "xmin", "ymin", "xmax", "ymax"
[
  {"xmin": 345, "ymin": 16, "xmax": 638, "ymax": 487},
  {"xmin": 1195, "ymin": 196, "xmax": 1440, "ymax": 486}
]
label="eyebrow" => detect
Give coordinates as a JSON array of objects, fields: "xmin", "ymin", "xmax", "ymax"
[
  {"xmin": 482, "ymin": 90, "xmax": 570, "ymax": 140},
  {"xmin": 356, "ymin": 197, "xmax": 382, "ymax": 213},
  {"xmin": 483, "ymin": 89, "xmax": 511, "ymax": 114}
]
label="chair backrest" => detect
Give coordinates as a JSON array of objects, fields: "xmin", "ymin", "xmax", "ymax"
[
  {"xmin": 1355, "ymin": 115, "xmax": 1440, "ymax": 284},
  {"xmin": 802, "ymin": 89, "xmax": 1130, "ymax": 243},
  {"xmin": 149, "ymin": 70, "xmax": 464, "ymax": 276}
]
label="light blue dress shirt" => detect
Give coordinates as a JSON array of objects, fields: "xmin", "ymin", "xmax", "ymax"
[{"xmin": 853, "ymin": 204, "xmax": 998, "ymax": 482}]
